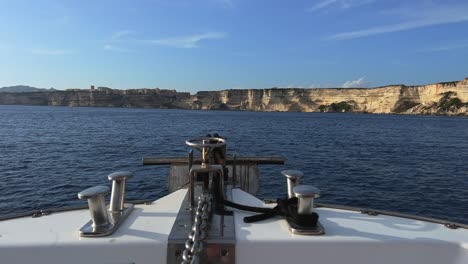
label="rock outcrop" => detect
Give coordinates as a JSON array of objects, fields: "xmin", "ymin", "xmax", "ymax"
[{"xmin": 0, "ymin": 79, "xmax": 467, "ymax": 116}]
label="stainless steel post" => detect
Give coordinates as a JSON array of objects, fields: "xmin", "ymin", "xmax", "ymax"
[
  {"xmin": 293, "ymin": 185, "xmax": 321, "ymax": 215},
  {"xmin": 201, "ymin": 140, "xmax": 209, "ymax": 167},
  {"xmin": 281, "ymin": 170, "xmax": 303, "ymax": 198},
  {"xmin": 188, "ymin": 149, "xmax": 194, "ymax": 172},
  {"xmin": 108, "ymin": 171, "xmax": 134, "ymax": 212},
  {"xmin": 78, "ymin": 186, "xmax": 110, "ymax": 228},
  {"xmin": 189, "ymin": 169, "xmax": 196, "ymax": 209}
]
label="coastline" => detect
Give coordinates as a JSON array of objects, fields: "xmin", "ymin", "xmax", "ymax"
[{"xmin": 0, "ymin": 79, "xmax": 467, "ymax": 116}]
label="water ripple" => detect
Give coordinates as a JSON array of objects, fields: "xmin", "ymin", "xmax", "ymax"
[{"xmin": 0, "ymin": 105, "xmax": 467, "ymax": 224}]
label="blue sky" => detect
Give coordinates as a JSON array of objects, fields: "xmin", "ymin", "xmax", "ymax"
[{"xmin": 0, "ymin": 0, "xmax": 467, "ymax": 92}]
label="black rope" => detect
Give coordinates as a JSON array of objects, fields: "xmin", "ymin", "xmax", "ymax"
[
  {"xmin": 242, "ymin": 197, "xmax": 295, "ymax": 223},
  {"xmin": 221, "ymin": 199, "xmax": 276, "ymax": 214},
  {"xmin": 243, "ymin": 206, "xmax": 279, "ymax": 223},
  {"xmin": 217, "ymin": 195, "xmax": 319, "ymax": 227}
]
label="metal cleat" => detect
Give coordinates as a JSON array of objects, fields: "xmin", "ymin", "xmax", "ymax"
[
  {"xmin": 286, "ymin": 184, "xmax": 325, "ymax": 236},
  {"xmin": 77, "ymin": 172, "xmax": 135, "ymax": 237},
  {"xmin": 108, "ymin": 171, "xmax": 134, "ymax": 212},
  {"xmin": 293, "ymin": 185, "xmax": 321, "ymax": 215},
  {"xmin": 281, "ymin": 170, "xmax": 303, "ymax": 198},
  {"xmin": 78, "ymin": 186, "xmax": 110, "ymax": 229}
]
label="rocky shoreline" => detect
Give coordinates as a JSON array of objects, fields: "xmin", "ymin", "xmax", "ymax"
[{"xmin": 0, "ymin": 79, "xmax": 467, "ymax": 116}]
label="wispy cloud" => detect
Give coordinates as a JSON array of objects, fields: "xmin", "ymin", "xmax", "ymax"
[
  {"xmin": 308, "ymin": 0, "xmax": 374, "ymax": 12},
  {"xmin": 150, "ymin": 32, "xmax": 227, "ymax": 48},
  {"xmin": 147, "ymin": 0, "xmax": 191, "ymax": 8},
  {"xmin": 342, "ymin": 77, "xmax": 368, "ymax": 88},
  {"xmin": 103, "ymin": 45, "xmax": 133, "ymax": 53},
  {"xmin": 420, "ymin": 42, "xmax": 468, "ymax": 53},
  {"xmin": 308, "ymin": 0, "xmax": 336, "ymax": 12},
  {"xmin": 327, "ymin": 3, "xmax": 468, "ymax": 40},
  {"xmin": 30, "ymin": 49, "xmax": 70, "ymax": 56},
  {"xmin": 214, "ymin": 0, "xmax": 235, "ymax": 9},
  {"xmin": 112, "ymin": 30, "xmax": 134, "ymax": 40}
]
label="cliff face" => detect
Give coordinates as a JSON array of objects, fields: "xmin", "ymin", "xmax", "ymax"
[
  {"xmin": 192, "ymin": 79, "xmax": 468, "ymax": 115},
  {"xmin": 46, "ymin": 89, "xmax": 192, "ymax": 108},
  {"xmin": 0, "ymin": 79, "xmax": 467, "ymax": 116},
  {"xmin": 0, "ymin": 89, "xmax": 192, "ymax": 109}
]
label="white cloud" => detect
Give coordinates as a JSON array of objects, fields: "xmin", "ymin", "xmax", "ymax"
[
  {"xmin": 150, "ymin": 32, "xmax": 227, "ymax": 48},
  {"xmin": 308, "ymin": 0, "xmax": 337, "ymax": 12},
  {"xmin": 420, "ymin": 42, "xmax": 468, "ymax": 53},
  {"xmin": 308, "ymin": 0, "xmax": 374, "ymax": 12},
  {"xmin": 103, "ymin": 45, "xmax": 133, "ymax": 53},
  {"xmin": 30, "ymin": 49, "xmax": 70, "ymax": 56},
  {"xmin": 327, "ymin": 3, "xmax": 468, "ymax": 40},
  {"xmin": 112, "ymin": 30, "xmax": 134, "ymax": 40},
  {"xmin": 342, "ymin": 77, "xmax": 368, "ymax": 88}
]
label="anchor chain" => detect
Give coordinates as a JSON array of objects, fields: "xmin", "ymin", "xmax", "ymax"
[{"xmin": 181, "ymin": 194, "xmax": 212, "ymax": 264}]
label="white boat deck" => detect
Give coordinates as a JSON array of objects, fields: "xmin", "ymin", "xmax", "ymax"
[
  {"xmin": 0, "ymin": 188, "xmax": 467, "ymax": 264},
  {"xmin": 233, "ymin": 189, "xmax": 468, "ymax": 264},
  {"xmin": 0, "ymin": 190, "xmax": 187, "ymax": 264}
]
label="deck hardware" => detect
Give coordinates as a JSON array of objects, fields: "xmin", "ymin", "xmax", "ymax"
[
  {"xmin": 186, "ymin": 137, "xmax": 227, "ymax": 209},
  {"xmin": 143, "ymin": 155, "xmax": 286, "ymax": 165},
  {"xmin": 168, "ymin": 187, "xmax": 236, "ymax": 264},
  {"xmin": 185, "ymin": 137, "xmax": 226, "ymax": 166},
  {"xmin": 31, "ymin": 211, "xmax": 42, "ymax": 218},
  {"xmin": 282, "ymin": 170, "xmax": 303, "ymax": 198},
  {"xmin": 286, "ymin": 185, "xmax": 325, "ymax": 235},
  {"xmin": 78, "ymin": 186, "xmax": 111, "ymax": 228},
  {"xmin": 188, "ymin": 149, "xmax": 194, "ymax": 173},
  {"xmin": 360, "ymin": 210, "xmax": 379, "ymax": 216},
  {"xmin": 32, "ymin": 210, "xmax": 52, "ymax": 218},
  {"xmin": 108, "ymin": 171, "xmax": 134, "ymax": 212},
  {"xmin": 181, "ymin": 194, "xmax": 211, "ymax": 263},
  {"xmin": 444, "ymin": 223, "xmax": 459, "ymax": 229},
  {"xmin": 293, "ymin": 185, "xmax": 321, "ymax": 215},
  {"xmin": 144, "ymin": 155, "xmax": 284, "ymax": 195},
  {"xmin": 189, "ymin": 165, "xmax": 224, "ymax": 208},
  {"xmin": 40, "ymin": 210, "xmax": 51, "ymax": 216},
  {"xmin": 77, "ymin": 176, "xmax": 135, "ymax": 237}
]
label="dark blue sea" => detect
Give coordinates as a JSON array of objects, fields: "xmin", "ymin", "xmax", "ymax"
[{"xmin": 0, "ymin": 105, "xmax": 467, "ymax": 224}]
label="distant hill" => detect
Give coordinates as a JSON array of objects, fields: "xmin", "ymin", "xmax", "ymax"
[{"xmin": 0, "ymin": 85, "xmax": 55, "ymax": 93}]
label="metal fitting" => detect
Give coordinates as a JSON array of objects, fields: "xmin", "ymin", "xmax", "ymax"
[
  {"xmin": 78, "ymin": 186, "xmax": 110, "ymax": 228},
  {"xmin": 189, "ymin": 165, "xmax": 224, "ymax": 209},
  {"xmin": 108, "ymin": 171, "xmax": 134, "ymax": 212},
  {"xmin": 293, "ymin": 185, "xmax": 321, "ymax": 215},
  {"xmin": 281, "ymin": 170, "xmax": 303, "ymax": 198}
]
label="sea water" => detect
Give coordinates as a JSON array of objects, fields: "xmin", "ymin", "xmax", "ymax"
[{"xmin": 0, "ymin": 105, "xmax": 467, "ymax": 224}]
